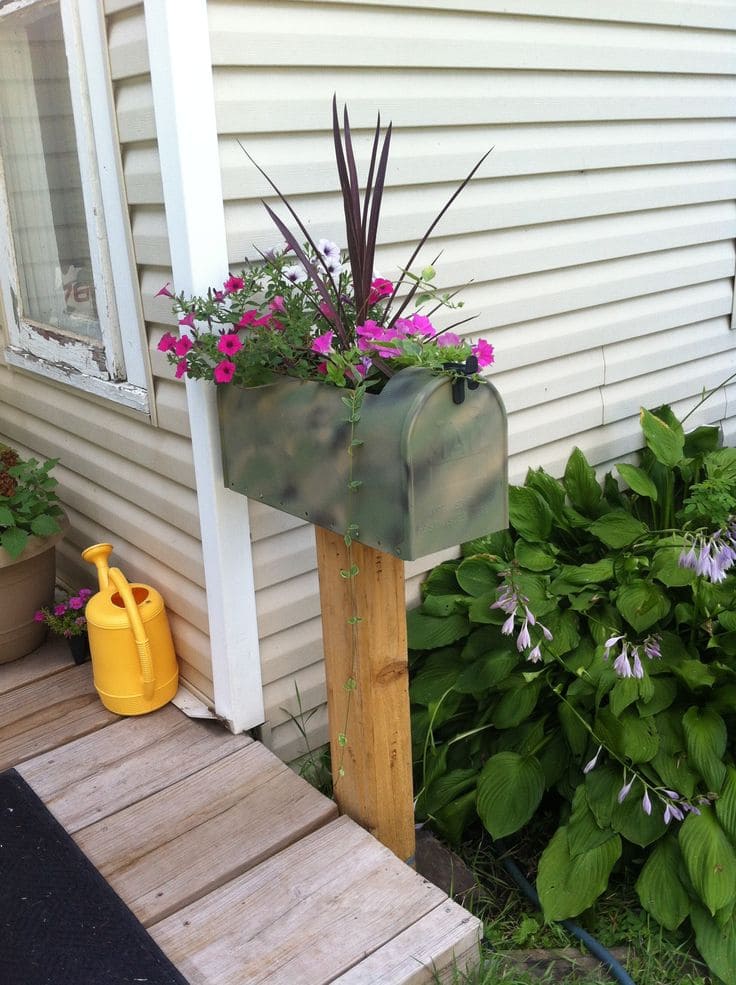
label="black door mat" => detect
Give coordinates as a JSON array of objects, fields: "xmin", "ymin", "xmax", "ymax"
[{"xmin": 0, "ymin": 768, "xmax": 189, "ymax": 985}]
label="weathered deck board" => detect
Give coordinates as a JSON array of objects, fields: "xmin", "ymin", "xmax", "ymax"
[
  {"xmin": 76, "ymin": 742, "xmax": 339, "ymax": 925},
  {"xmin": 0, "ymin": 662, "xmax": 117, "ymax": 770},
  {"xmin": 18, "ymin": 706, "xmax": 250, "ymax": 831},
  {"xmin": 0, "ymin": 638, "xmax": 73, "ymax": 694},
  {"xmin": 331, "ymin": 900, "xmax": 482, "ymax": 985},
  {"xmin": 149, "ymin": 814, "xmax": 452, "ymax": 985}
]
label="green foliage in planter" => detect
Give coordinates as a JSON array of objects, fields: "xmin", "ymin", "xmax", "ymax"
[
  {"xmin": 408, "ymin": 406, "xmax": 736, "ymax": 983},
  {"xmin": 0, "ymin": 444, "xmax": 63, "ymax": 559}
]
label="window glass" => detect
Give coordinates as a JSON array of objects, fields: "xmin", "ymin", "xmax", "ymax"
[{"xmin": 0, "ymin": 2, "xmax": 101, "ymax": 341}]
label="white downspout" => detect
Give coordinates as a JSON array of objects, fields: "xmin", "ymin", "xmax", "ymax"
[{"xmin": 143, "ymin": 0, "xmax": 264, "ymax": 732}]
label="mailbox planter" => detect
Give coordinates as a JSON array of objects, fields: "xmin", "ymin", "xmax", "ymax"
[{"xmin": 219, "ymin": 367, "xmax": 507, "ymax": 560}]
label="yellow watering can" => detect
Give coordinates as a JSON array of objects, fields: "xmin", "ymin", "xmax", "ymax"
[{"xmin": 82, "ymin": 543, "xmax": 179, "ymax": 715}]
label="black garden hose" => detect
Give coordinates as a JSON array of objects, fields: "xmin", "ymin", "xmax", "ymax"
[{"xmin": 494, "ymin": 841, "xmax": 637, "ymax": 985}]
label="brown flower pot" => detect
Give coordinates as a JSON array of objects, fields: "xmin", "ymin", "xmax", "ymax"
[{"xmin": 0, "ymin": 518, "xmax": 67, "ymax": 664}]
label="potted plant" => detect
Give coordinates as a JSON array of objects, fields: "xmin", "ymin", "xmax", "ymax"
[
  {"xmin": 0, "ymin": 443, "xmax": 67, "ymax": 662},
  {"xmin": 158, "ymin": 99, "xmax": 507, "ymax": 559},
  {"xmin": 34, "ymin": 587, "xmax": 92, "ymax": 664}
]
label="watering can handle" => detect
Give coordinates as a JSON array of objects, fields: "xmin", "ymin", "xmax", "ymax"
[{"xmin": 108, "ymin": 568, "xmax": 156, "ymax": 702}]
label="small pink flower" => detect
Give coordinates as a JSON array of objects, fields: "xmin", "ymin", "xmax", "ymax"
[
  {"xmin": 174, "ymin": 335, "xmax": 193, "ymax": 357},
  {"xmin": 269, "ymin": 296, "xmax": 286, "ymax": 314},
  {"xmin": 436, "ymin": 332, "xmax": 462, "ymax": 347},
  {"xmin": 213, "ymin": 360, "xmax": 236, "ymax": 383},
  {"xmin": 236, "ymin": 309, "xmax": 262, "ymax": 329},
  {"xmin": 157, "ymin": 332, "xmax": 178, "ymax": 353},
  {"xmin": 217, "ymin": 333, "xmax": 243, "ymax": 356},
  {"xmin": 75, "ymin": 616, "xmax": 86, "ymax": 627},
  {"xmin": 269, "ymin": 318, "xmax": 285, "ymax": 332},
  {"xmin": 69, "ymin": 596, "xmax": 84, "ymax": 610},
  {"xmin": 408, "ymin": 313, "xmax": 434, "ymax": 336},
  {"xmin": 54, "ymin": 604, "xmax": 67, "ymax": 617},
  {"xmin": 213, "ymin": 290, "xmax": 225, "ymax": 301},
  {"xmin": 175, "ymin": 359, "xmax": 188, "ymax": 379},
  {"xmin": 473, "ymin": 338, "xmax": 495, "ymax": 368},
  {"xmin": 78, "ymin": 588, "xmax": 93, "ymax": 599},
  {"xmin": 311, "ymin": 331, "xmax": 334, "ymax": 355},
  {"xmin": 223, "ymin": 275, "xmax": 244, "ymax": 294},
  {"xmin": 368, "ymin": 278, "xmax": 393, "ymax": 305},
  {"xmin": 156, "ymin": 283, "xmax": 174, "ymax": 298},
  {"xmin": 178, "ymin": 311, "xmax": 196, "ymax": 329},
  {"xmin": 34, "ymin": 610, "xmax": 45, "ymax": 623},
  {"xmin": 316, "ymin": 361, "xmax": 328, "ymax": 375}
]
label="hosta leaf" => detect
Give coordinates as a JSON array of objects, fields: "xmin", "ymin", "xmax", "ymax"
[
  {"xmin": 716, "ymin": 767, "xmax": 736, "ymax": 843},
  {"xmin": 514, "ymin": 540, "xmax": 556, "ymax": 572},
  {"xmin": 558, "ymin": 701, "xmax": 589, "ymax": 759},
  {"xmin": 492, "ymin": 679, "xmax": 541, "ymax": 729},
  {"xmin": 651, "ymin": 543, "xmax": 695, "ymax": 587},
  {"xmin": 640, "ymin": 406, "xmax": 685, "ymax": 467},
  {"xmin": 680, "ymin": 807, "xmax": 736, "ymax": 916},
  {"xmin": 537, "ymin": 825, "xmax": 621, "ymax": 921},
  {"xmin": 691, "ymin": 904, "xmax": 736, "ymax": 985},
  {"xmin": 589, "ymin": 511, "xmax": 648, "ymax": 549},
  {"xmin": 550, "ymin": 560, "xmax": 614, "ymax": 593},
  {"xmin": 609, "ymin": 677, "xmax": 640, "ymax": 719},
  {"xmin": 611, "ymin": 783, "xmax": 667, "ymax": 847},
  {"xmin": 563, "ymin": 447, "xmax": 602, "ymax": 517},
  {"xmin": 635, "ymin": 837, "xmax": 690, "ymax": 931},
  {"xmin": 467, "ymin": 592, "xmax": 499, "ymax": 625},
  {"xmin": 508, "ymin": 486, "xmax": 553, "ymax": 542},
  {"xmin": 423, "ymin": 562, "xmax": 460, "ymax": 596},
  {"xmin": 424, "ymin": 768, "xmax": 478, "ymax": 816},
  {"xmin": 567, "ymin": 786, "xmax": 616, "ymax": 858},
  {"xmin": 476, "ymin": 752, "xmax": 545, "ymax": 839},
  {"xmin": 455, "ymin": 557, "xmax": 499, "ymax": 597},
  {"xmin": 637, "ymin": 676, "xmax": 678, "ymax": 717},
  {"xmin": 407, "ymin": 609, "xmax": 469, "ymax": 650},
  {"xmin": 409, "ymin": 649, "xmax": 461, "ymax": 705},
  {"xmin": 455, "ymin": 650, "xmax": 518, "ymax": 694},
  {"xmin": 461, "ymin": 529, "xmax": 513, "ymax": 559},
  {"xmin": 421, "ymin": 594, "xmax": 466, "ymax": 617},
  {"xmin": 460, "ymin": 625, "xmax": 501, "ymax": 661},
  {"xmin": 615, "ymin": 580, "xmax": 670, "ymax": 633},
  {"xmin": 524, "ymin": 467, "xmax": 566, "ymax": 518},
  {"xmin": 682, "ymin": 706, "xmax": 727, "ymax": 792},
  {"xmin": 620, "ymin": 710, "xmax": 659, "ymax": 763},
  {"xmin": 615, "ymin": 463, "xmax": 658, "ymax": 501},
  {"xmin": 585, "ymin": 767, "xmax": 621, "ymax": 829},
  {"xmin": 539, "ymin": 609, "xmax": 579, "ymax": 658},
  {"xmin": 673, "ymin": 660, "xmax": 717, "ymax": 691}
]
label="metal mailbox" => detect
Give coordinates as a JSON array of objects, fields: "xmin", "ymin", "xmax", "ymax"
[{"xmin": 218, "ymin": 366, "xmax": 508, "ymax": 560}]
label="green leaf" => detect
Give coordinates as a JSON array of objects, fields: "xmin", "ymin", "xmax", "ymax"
[
  {"xmin": 620, "ymin": 710, "xmax": 659, "ymax": 763},
  {"xmin": 651, "ymin": 543, "xmax": 695, "ymax": 587},
  {"xmin": 615, "ymin": 580, "xmax": 670, "ymax": 633},
  {"xmin": 585, "ymin": 767, "xmax": 621, "ymax": 829},
  {"xmin": 716, "ymin": 767, "xmax": 736, "ymax": 843},
  {"xmin": 537, "ymin": 825, "xmax": 621, "ymax": 921},
  {"xmin": 524, "ymin": 468, "xmax": 566, "ymax": 518},
  {"xmin": 609, "ymin": 678, "xmax": 640, "ymax": 718},
  {"xmin": 423, "ymin": 562, "xmax": 460, "ymax": 596},
  {"xmin": 514, "ymin": 540, "xmax": 556, "ymax": 572},
  {"xmin": 432, "ymin": 789, "xmax": 478, "ymax": 844},
  {"xmin": 558, "ymin": 702, "xmax": 589, "ymax": 759},
  {"xmin": 407, "ymin": 609, "xmax": 469, "ymax": 650},
  {"xmin": 424, "ymin": 768, "xmax": 478, "ymax": 816},
  {"xmin": 611, "ymin": 783, "xmax": 667, "ymax": 847},
  {"xmin": 462, "ymin": 529, "xmax": 513, "ymax": 559},
  {"xmin": 615, "ymin": 463, "xmax": 658, "ymax": 501},
  {"xmin": 567, "ymin": 786, "xmax": 616, "ymax": 858},
  {"xmin": 680, "ymin": 807, "xmax": 736, "ymax": 916},
  {"xmin": 460, "ymin": 625, "xmax": 502, "ymax": 661},
  {"xmin": 563, "ymin": 447, "xmax": 602, "ymax": 516},
  {"xmin": 684, "ymin": 425, "xmax": 720, "ymax": 458},
  {"xmin": 508, "ymin": 486, "xmax": 553, "ymax": 542},
  {"xmin": 550, "ymin": 560, "xmax": 614, "ymax": 593},
  {"xmin": 640, "ymin": 407, "xmax": 685, "ymax": 467},
  {"xmin": 682, "ymin": 706, "xmax": 727, "ymax": 792},
  {"xmin": 0, "ymin": 505, "xmax": 13, "ymax": 526},
  {"xmin": 455, "ymin": 650, "xmax": 518, "ymax": 694},
  {"xmin": 674, "ymin": 660, "xmax": 718, "ymax": 691},
  {"xmin": 421, "ymin": 594, "xmax": 466, "ymax": 617},
  {"xmin": 467, "ymin": 592, "xmax": 499, "ymax": 624},
  {"xmin": 691, "ymin": 904, "xmax": 736, "ymax": 985},
  {"xmin": 539, "ymin": 609, "xmax": 579, "ymax": 659},
  {"xmin": 637, "ymin": 676, "xmax": 678, "ymax": 717},
  {"xmin": 476, "ymin": 752, "xmax": 545, "ymax": 839},
  {"xmin": 1, "ymin": 526, "xmax": 28, "ymax": 560},
  {"xmin": 492, "ymin": 679, "xmax": 541, "ymax": 729},
  {"xmin": 635, "ymin": 837, "xmax": 690, "ymax": 931},
  {"xmin": 409, "ymin": 649, "xmax": 461, "ymax": 705},
  {"xmin": 455, "ymin": 557, "xmax": 499, "ymax": 597},
  {"xmin": 589, "ymin": 511, "xmax": 648, "ymax": 549}
]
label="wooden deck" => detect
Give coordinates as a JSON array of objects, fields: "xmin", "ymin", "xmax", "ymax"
[{"xmin": 0, "ymin": 639, "xmax": 481, "ymax": 984}]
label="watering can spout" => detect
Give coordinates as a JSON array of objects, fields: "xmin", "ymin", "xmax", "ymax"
[{"xmin": 81, "ymin": 543, "xmax": 113, "ymax": 591}]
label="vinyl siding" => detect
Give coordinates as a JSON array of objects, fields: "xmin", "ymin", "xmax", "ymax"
[
  {"xmin": 207, "ymin": 0, "xmax": 736, "ymax": 759},
  {"xmin": 0, "ymin": 1, "xmax": 212, "ymax": 699}
]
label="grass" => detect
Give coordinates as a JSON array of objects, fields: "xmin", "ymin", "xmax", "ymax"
[{"xmin": 443, "ymin": 825, "xmax": 713, "ymax": 985}]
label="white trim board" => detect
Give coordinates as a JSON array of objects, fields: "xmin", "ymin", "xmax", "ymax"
[{"xmin": 144, "ymin": 0, "xmax": 264, "ymax": 733}]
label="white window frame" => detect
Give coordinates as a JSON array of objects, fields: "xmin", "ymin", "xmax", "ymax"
[{"xmin": 0, "ymin": 0, "xmax": 151, "ymax": 415}]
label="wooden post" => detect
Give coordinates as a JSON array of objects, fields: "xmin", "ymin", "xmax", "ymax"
[{"xmin": 315, "ymin": 526, "xmax": 415, "ymax": 865}]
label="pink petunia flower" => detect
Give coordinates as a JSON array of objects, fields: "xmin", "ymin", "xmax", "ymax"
[
  {"xmin": 217, "ymin": 333, "xmax": 243, "ymax": 356},
  {"xmin": 178, "ymin": 311, "xmax": 196, "ymax": 329},
  {"xmin": 157, "ymin": 332, "xmax": 178, "ymax": 353},
  {"xmin": 155, "ymin": 283, "xmax": 174, "ymax": 298},
  {"xmin": 473, "ymin": 338, "xmax": 495, "ymax": 368},
  {"xmin": 311, "ymin": 331, "xmax": 334, "ymax": 355},
  {"xmin": 269, "ymin": 296, "xmax": 286, "ymax": 314},
  {"xmin": 368, "ymin": 277, "xmax": 393, "ymax": 305},
  {"xmin": 175, "ymin": 359, "xmax": 188, "ymax": 379},
  {"xmin": 223, "ymin": 275, "xmax": 244, "ymax": 294},
  {"xmin": 236, "ymin": 309, "xmax": 263, "ymax": 329},
  {"xmin": 34, "ymin": 610, "xmax": 45, "ymax": 622},
  {"xmin": 174, "ymin": 335, "xmax": 193, "ymax": 357},
  {"xmin": 213, "ymin": 360, "xmax": 236, "ymax": 384},
  {"xmin": 408, "ymin": 313, "xmax": 435, "ymax": 336},
  {"xmin": 69, "ymin": 596, "xmax": 84, "ymax": 610},
  {"xmin": 435, "ymin": 332, "xmax": 462, "ymax": 348}
]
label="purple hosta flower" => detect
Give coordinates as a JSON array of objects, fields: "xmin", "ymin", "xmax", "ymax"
[
  {"xmin": 516, "ymin": 619, "xmax": 531, "ymax": 653},
  {"xmin": 491, "ymin": 583, "xmax": 520, "ymax": 616},
  {"xmin": 642, "ymin": 789, "xmax": 652, "ymax": 815},
  {"xmin": 492, "ymin": 579, "xmax": 553, "ymax": 663},
  {"xmin": 528, "ymin": 644, "xmax": 542, "ymax": 664},
  {"xmin": 631, "ymin": 648, "xmax": 644, "ymax": 680},
  {"xmin": 613, "ymin": 644, "xmax": 634, "ymax": 679},
  {"xmin": 643, "ymin": 635, "xmax": 662, "ymax": 661},
  {"xmin": 618, "ymin": 775, "xmax": 635, "ymax": 803},
  {"xmin": 501, "ymin": 613, "xmax": 515, "ymax": 636},
  {"xmin": 583, "ymin": 745, "xmax": 603, "ymax": 774},
  {"xmin": 679, "ymin": 521, "xmax": 736, "ymax": 583},
  {"xmin": 663, "ymin": 802, "xmax": 685, "ymax": 825},
  {"xmin": 282, "ymin": 264, "xmax": 308, "ymax": 285},
  {"xmin": 603, "ymin": 634, "xmax": 624, "ymax": 661}
]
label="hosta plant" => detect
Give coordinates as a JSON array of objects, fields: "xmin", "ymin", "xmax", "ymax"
[{"xmin": 408, "ymin": 405, "xmax": 736, "ymax": 983}]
